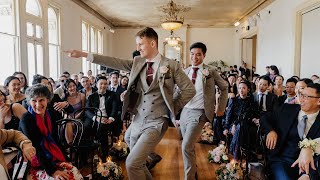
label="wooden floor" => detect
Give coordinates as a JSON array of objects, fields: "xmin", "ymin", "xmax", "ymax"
[{"xmin": 116, "ymin": 127, "xmax": 220, "ymax": 180}]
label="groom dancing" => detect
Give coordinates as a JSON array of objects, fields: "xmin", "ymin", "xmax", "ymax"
[{"xmin": 67, "ymin": 27, "xmax": 195, "ymax": 180}]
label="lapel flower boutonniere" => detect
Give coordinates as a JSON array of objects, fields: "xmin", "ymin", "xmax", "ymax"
[
  {"xmin": 160, "ymin": 66, "xmax": 169, "ymax": 77},
  {"xmin": 202, "ymin": 69, "xmax": 210, "ymax": 79}
]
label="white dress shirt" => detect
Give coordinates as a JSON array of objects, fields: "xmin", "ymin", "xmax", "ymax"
[{"xmin": 185, "ymin": 63, "xmax": 204, "ymax": 109}]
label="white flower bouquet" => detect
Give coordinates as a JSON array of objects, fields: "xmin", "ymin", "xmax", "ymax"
[
  {"xmin": 96, "ymin": 157, "xmax": 123, "ymax": 180},
  {"xmin": 215, "ymin": 160, "xmax": 243, "ymax": 180},
  {"xmin": 199, "ymin": 122, "xmax": 214, "ymax": 144},
  {"xmin": 109, "ymin": 140, "xmax": 129, "ymax": 160},
  {"xmin": 208, "ymin": 143, "xmax": 229, "ymax": 163}
]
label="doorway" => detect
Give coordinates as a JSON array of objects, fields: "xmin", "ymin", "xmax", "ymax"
[{"xmin": 241, "ymin": 34, "xmax": 257, "ymax": 81}]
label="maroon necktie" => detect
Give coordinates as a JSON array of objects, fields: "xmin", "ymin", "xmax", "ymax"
[
  {"xmin": 146, "ymin": 62, "xmax": 154, "ymax": 86},
  {"xmin": 192, "ymin": 67, "xmax": 199, "ymax": 84}
]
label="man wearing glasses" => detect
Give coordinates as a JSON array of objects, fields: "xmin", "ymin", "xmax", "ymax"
[
  {"xmin": 54, "ymin": 75, "xmax": 68, "ymax": 99},
  {"xmin": 261, "ymin": 83, "xmax": 320, "ymax": 180}
]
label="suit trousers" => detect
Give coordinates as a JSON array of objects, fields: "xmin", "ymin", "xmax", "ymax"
[
  {"xmin": 124, "ymin": 113, "xmax": 168, "ymax": 180},
  {"xmin": 180, "ymin": 108, "xmax": 207, "ymax": 180}
]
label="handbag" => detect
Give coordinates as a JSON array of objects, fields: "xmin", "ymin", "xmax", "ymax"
[{"xmin": 12, "ymin": 151, "xmax": 28, "ymax": 180}]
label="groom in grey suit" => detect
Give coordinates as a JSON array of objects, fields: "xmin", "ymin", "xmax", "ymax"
[
  {"xmin": 177, "ymin": 42, "xmax": 228, "ymax": 180},
  {"xmin": 67, "ymin": 27, "xmax": 195, "ymax": 180}
]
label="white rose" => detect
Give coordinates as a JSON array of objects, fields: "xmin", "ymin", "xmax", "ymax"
[
  {"xmin": 222, "ymin": 155, "xmax": 229, "ymax": 160},
  {"xmin": 160, "ymin": 66, "xmax": 169, "ymax": 74}
]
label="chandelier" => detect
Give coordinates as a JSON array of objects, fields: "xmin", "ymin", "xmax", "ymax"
[
  {"xmin": 158, "ymin": 0, "xmax": 191, "ymax": 31},
  {"xmin": 165, "ymin": 30, "xmax": 181, "ymax": 46}
]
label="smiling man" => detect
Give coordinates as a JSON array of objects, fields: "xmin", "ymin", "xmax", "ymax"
[
  {"xmin": 66, "ymin": 27, "xmax": 195, "ymax": 180},
  {"xmin": 261, "ymin": 83, "xmax": 320, "ymax": 180},
  {"xmin": 177, "ymin": 42, "xmax": 228, "ymax": 180}
]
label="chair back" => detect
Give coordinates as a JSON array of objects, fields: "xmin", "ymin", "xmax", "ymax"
[
  {"xmin": 72, "ymin": 107, "xmax": 102, "ymax": 138},
  {"xmin": 56, "ymin": 118, "xmax": 84, "ymax": 149}
]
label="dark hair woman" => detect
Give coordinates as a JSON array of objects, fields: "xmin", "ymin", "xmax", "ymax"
[
  {"xmin": 4, "ymin": 76, "xmax": 26, "ymax": 104},
  {"xmin": 13, "ymin": 72, "xmax": 29, "ymax": 94},
  {"xmin": 19, "ymin": 84, "xmax": 83, "ymax": 180},
  {"xmin": 63, "ymin": 79, "xmax": 85, "ymax": 119},
  {"xmin": 223, "ymin": 81, "xmax": 259, "ymax": 160}
]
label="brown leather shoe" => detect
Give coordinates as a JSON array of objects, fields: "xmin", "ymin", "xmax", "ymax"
[{"xmin": 147, "ymin": 153, "xmax": 162, "ymax": 170}]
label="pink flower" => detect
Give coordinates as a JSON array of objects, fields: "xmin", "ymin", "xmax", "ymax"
[
  {"xmin": 214, "ymin": 155, "xmax": 221, "ymax": 162},
  {"xmin": 160, "ymin": 66, "xmax": 169, "ymax": 74},
  {"xmin": 202, "ymin": 69, "xmax": 209, "ymax": 77},
  {"xmin": 101, "ymin": 170, "xmax": 110, "ymax": 177}
]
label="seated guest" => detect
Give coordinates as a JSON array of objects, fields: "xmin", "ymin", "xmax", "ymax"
[
  {"xmin": 13, "ymin": 72, "xmax": 28, "ymax": 94},
  {"xmin": 89, "ymin": 75, "xmax": 96, "ymax": 89},
  {"xmin": 53, "ymin": 75, "xmax": 68, "ymax": 99},
  {"xmin": 120, "ymin": 76, "xmax": 129, "ymax": 90},
  {"xmin": 19, "ymin": 84, "xmax": 83, "ymax": 180},
  {"xmin": 108, "ymin": 71, "xmax": 125, "ymax": 138},
  {"xmin": 253, "ymin": 75, "xmax": 278, "ymax": 116},
  {"xmin": 227, "ymin": 74, "xmax": 237, "ymax": 99},
  {"xmin": 48, "ymin": 77, "xmax": 56, "ymax": 91},
  {"xmin": 0, "ymin": 129, "xmax": 35, "ymax": 179},
  {"xmin": 295, "ymin": 78, "xmax": 314, "ymax": 104},
  {"xmin": 223, "ymin": 81, "xmax": 259, "ymax": 160},
  {"xmin": 4, "ymin": 76, "xmax": 26, "ymax": 104},
  {"xmin": 71, "ymin": 74, "xmax": 83, "ymax": 91},
  {"xmin": 79, "ymin": 76, "xmax": 97, "ymax": 99},
  {"xmin": 63, "ymin": 79, "xmax": 85, "ymax": 119},
  {"xmin": 278, "ymin": 78, "xmax": 298, "ymax": 105},
  {"xmin": 0, "ymin": 90, "xmax": 26, "ymax": 130},
  {"xmin": 31, "ymin": 75, "xmax": 74, "ymax": 121},
  {"xmin": 85, "ymin": 76, "xmax": 118, "ymax": 161},
  {"xmin": 261, "ymin": 83, "xmax": 320, "ymax": 180},
  {"xmin": 273, "ymin": 75, "xmax": 285, "ymax": 97}
]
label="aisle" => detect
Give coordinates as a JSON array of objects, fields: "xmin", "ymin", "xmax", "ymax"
[{"xmin": 119, "ymin": 127, "xmax": 220, "ymax": 180}]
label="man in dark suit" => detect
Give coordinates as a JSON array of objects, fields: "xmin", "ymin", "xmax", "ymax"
[
  {"xmin": 261, "ymin": 83, "xmax": 320, "ymax": 180},
  {"xmin": 85, "ymin": 76, "xmax": 119, "ymax": 161},
  {"xmin": 108, "ymin": 71, "xmax": 125, "ymax": 138},
  {"xmin": 253, "ymin": 75, "xmax": 278, "ymax": 116}
]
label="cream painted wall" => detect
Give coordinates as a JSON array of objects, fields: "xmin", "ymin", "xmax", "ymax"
[
  {"xmin": 112, "ymin": 27, "xmax": 236, "ymax": 69},
  {"xmin": 236, "ymin": 0, "xmax": 311, "ymax": 80},
  {"xmin": 51, "ymin": 0, "xmax": 113, "ymax": 74}
]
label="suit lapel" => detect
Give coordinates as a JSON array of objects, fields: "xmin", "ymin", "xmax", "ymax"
[
  {"xmin": 306, "ymin": 113, "xmax": 320, "ymax": 139},
  {"xmin": 128, "ymin": 58, "xmax": 146, "ymax": 89}
]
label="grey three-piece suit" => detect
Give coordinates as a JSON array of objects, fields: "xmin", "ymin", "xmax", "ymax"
[{"xmin": 92, "ymin": 54, "xmax": 195, "ymax": 180}]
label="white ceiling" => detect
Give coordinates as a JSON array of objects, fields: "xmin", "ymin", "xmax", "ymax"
[{"xmin": 79, "ymin": 0, "xmax": 267, "ymax": 28}]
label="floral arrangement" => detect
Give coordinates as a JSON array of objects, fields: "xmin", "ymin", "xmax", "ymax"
[
  {"xmin": 199, "ymin": 122, "xmax": 214, "ymax": 144},
  {"xmin": 96, "ymin": 157, "xmax": 123, "ymax": 180},
  {"xmin": 208, "ymin": 143, "xmax": 229, "ymax": 163},
  {"xmin": 109, "ymin": 140, "xmax": 129, "ymax": 160},
  {"xmin": 215, "ymin": 160, "xmax": 243, "ymax": 180}
]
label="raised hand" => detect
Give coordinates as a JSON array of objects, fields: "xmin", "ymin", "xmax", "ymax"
[{"xmin": 64, "ymin": 50, "xmax": 88, "ymax": 58}]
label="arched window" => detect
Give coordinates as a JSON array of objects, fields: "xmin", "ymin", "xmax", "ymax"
[
  {"xmin": 26, "ymin": 0, "xmax": 41, "ymax": 17},
  {"xmin": 0, "ymin": 0, "xmax": 19, "ymax": 83},
  {"xmin": 48, "ymin": 6, "xmax": 60, "ymax": 79}
]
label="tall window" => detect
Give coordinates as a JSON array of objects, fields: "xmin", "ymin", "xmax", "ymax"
[
  {"xmin": 0, "ymin": 0, "xmax": 19, "ymax": 84},
  {"xmin": 25, "ymin": 0, "xmax": 44, "ymax": 83},
  {"xmin": 81, "ymin": 20, "xmax": 103, "ymax": 75},
  {"xmin": 48, "ymin": 6, "xmax": 60, "ymax": 80}
]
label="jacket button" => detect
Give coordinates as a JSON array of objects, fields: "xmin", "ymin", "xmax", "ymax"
[
  {"xmin": 143, "ymin": 109, "xmax": 145, "ymax": 111},
  {"xmin": 151, "ymin": 111, "xmax": 153, "ymax": 112},
  {"xmin": 152, "ymin": 102, "xmax": 154, "ymax": 104},
  {"xmin": 144, "ymin": 101, "xmax": 146, "ymax": 103}
]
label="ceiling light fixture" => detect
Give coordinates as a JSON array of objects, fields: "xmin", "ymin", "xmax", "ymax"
[
  {"xmin": 158, "ymin": 0, "xmax": 191, "ymax": 31},
  {"xmin": 234, "ymin": 21, "xmax": 240, "ymax": 27},
  {"xmin": 165, "ymin": 30, "xmax": 181, "ymax": 46}
]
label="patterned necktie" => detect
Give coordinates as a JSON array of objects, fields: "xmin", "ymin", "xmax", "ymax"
[
  {"xmin": 259, "ymin": 94, "xmax": 264, "ymax": 111},
  {"xmin": 298, "ymin": 115, "xmax": 308, "ymax": 139},
  {"xmin": 146, "ymin": 62, "xmax": 154, "ymax": 86},
  {"xmin": 192, "ymin": 67, "xmax": 199, "ymax": 84}
]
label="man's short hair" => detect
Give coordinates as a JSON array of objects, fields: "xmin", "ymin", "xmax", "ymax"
[
  {"xmin": 286, "ymin": 77, "xmax": 298, "ymax": 85},
  {"xmin": 136, "ymin": 27, "xmax": 158, "ymax": 46},
  {"xmin": 189, "ymin": 42, "xmax": 207, "ymax": 54},
  {"xmin": 110, "ymin": 71, "xmax": 119, "ymax": 78},
  {"xmin": 259, "ymin": 75, "xmax": 272, "ymax": 85},
  {"xmin": 307, "ymin": 83, "xmax": 320, "ymax": 96},
  {"xmin": 300, "ymin": 78, "xmax": 313, "ymax": 85},
  {"xmin": 96, "ymin": 76, "xmax": 108, "ymax": 83}
]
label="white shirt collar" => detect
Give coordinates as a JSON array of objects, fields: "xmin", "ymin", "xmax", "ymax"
[
  {"xmin": 258, "ymin": 91, "xmax": 268, "ymax": 95},
  {"xmin": 299, "ymin": 110, "xmax": 320, "ymax": 120},
  {"xmin": 146, "ymin": 53, "xmax": 161, "ymax": 63},
  {"xmin": 192, "ymin": 63, "xmax": 204, "ymax": 69}
]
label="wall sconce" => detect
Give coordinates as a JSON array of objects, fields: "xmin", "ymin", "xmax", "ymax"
[{"xmin": 234, "ymin": 21, "xmax": 240, "ymax": 27}]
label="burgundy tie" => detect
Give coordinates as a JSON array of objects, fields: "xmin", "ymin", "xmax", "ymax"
[
  {"xmin": 146, "ymin": 62, "xmax": 154, "ymax": 86},
  {"xmin": 192, "ymin": 67, "xmax": 199, "ymax": 84}
]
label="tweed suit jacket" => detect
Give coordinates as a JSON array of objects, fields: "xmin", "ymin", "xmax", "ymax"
[
  {"xmin": 183, "ymin": 64, "xmax": 228, "ymax": 121},
  {"xmin": 92, "ymin": 54, "xmax": 196, "ymax": 121}
]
